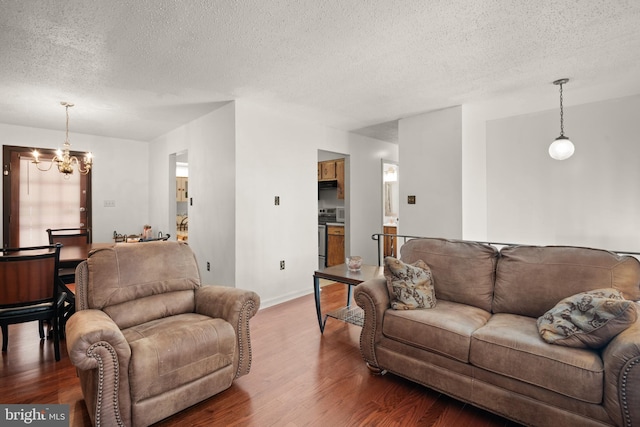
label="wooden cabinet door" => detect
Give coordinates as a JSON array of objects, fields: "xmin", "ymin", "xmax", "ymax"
[
  {"xmin": 383, "ymin": 225, "xmax": 397, "ymax": 257},
  {"xmin": 176, "ymin": 177, "xmax": 188, "ymax": 202},
  {"xmin": 336, "ymin": 159, "xmax": 345, "ymax": 199},
  {"xmin": 320, "ymin": 161, "xmax": 336, "ymax": 180},
  {"xmin": 327, "ymin": 226, "xmax": 345, "ymax": 266}
]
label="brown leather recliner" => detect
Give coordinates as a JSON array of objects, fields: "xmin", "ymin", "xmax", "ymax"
[{"xmin": 66, "ymin": 241, "xmax": 260, "ymax": 427}]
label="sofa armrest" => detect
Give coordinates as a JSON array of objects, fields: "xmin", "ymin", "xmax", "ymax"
[
  {"xmin": 66, "ymin": 309, "xmax": 132, "ymax": 427},
  {"xmin": 602, "ymin": 315, "xmax": 640, "ymax": 427},
  {"xmin": 195, "ymin": 285, "xmax": 261, "ymax": 378},
  {"xmin": 354, "ymin": 277, "xmax": 390, "ymax": 370}
]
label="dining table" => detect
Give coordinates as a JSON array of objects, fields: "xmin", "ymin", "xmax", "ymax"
[{"xmin": 59, "ymin": 242, "xmax": 115, "ymax": 265}]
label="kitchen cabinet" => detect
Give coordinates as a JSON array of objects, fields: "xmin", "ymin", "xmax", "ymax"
[
  {"xmin": 176, "ymin": 177, "xmax": 188, "ymax": 202},
  {"xmin": 318, "ymin": 160, "xmax": 336, "ymax": 181},
  {"xmin": 327, "ymin": 225, "xmax": 345, "ymax": 267},
  {"xmin": 335, "ymin": 159, "xmax": 344, "ymax": 200},
  {"xmin": 318, "ymin": 159, "xmax": 345, "ymax": 200},
  {"xmin": 383, "ymin": 225, "xmax": 397, "ymax": 258}
]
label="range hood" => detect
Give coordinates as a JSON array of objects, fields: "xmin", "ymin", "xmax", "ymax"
[{"xmin": 318, "ymin": 180, "xmax": 338, "ymax": 190}]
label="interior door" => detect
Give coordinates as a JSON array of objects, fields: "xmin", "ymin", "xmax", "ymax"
[{"xmin": 2, "ymin": 145, "xmax": 92, "ymax": 248}]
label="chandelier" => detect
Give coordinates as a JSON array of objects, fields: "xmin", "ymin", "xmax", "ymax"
[
  {"xmin": 32, "ymin": 102, "xmax": 93, "ymax": 176},
  {"xmin": 548, "ymin": 78, "xmax": 575, "ymax": 160}
]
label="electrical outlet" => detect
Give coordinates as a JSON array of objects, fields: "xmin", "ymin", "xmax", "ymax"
[
  {"xmin": 280, "ymin": 260, "xmax": 285, "ymax": 270},
  {"xmin": 206, "ymin": 261, "xmax": 210, "ymax": 271},
  {"xmin": 275, "ymin": 196, "xmax": 280, "ymax": 206}
]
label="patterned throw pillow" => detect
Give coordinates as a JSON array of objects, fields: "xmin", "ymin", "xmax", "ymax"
[
  {"xmin": 537, "ymin": 288, "xmax": 638, "ymax": 349},
  {"xmin": 384, "ymin": 256, "xmax": 436, "ymax": 310}
]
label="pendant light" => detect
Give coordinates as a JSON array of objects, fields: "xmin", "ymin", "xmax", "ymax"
[{"xmin": 548, "ymin": 78, "xmax": 575, "ymax": 160}]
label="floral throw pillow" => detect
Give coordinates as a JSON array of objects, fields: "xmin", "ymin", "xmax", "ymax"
[
  {"xmin": 537, "ymin": 288, "xmax": 638, "ymax": 349},
  {"xmin": 384, "ymin": 256, "xmax": 436, "ymax": 310}
]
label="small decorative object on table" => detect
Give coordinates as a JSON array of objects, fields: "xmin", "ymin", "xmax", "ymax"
[{"xmin": 346, "ymin": 256, "xmax": 362, "ymax": 271}]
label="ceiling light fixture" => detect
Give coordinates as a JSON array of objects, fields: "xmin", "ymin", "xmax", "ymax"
[
  {"xmin": 548, "ymin": 78, "xmax": 575, "ymax": 160},
  {"xmin": 32, "ymin": 101, "xmax": 93, "ymax": 177}
]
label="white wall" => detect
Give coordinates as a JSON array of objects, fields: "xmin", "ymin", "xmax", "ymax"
[
  {"xmin": 398, "ymin": 106, "xmax": 462, "ymax": 239},
  {"xmin": 461, "ymin": 104, "xmax": 488, "ymax": 241},
  {"xmin": 486, "ymin": 94, "xmax": 640, "ymax": 251},
  {"xmin": 148, "ymin": 102, "xmax": 236, "ymax": 286},
  {"xmin": 1, "ymin": 102, "xmax": 398, "ymax": 308},
  {"xmin": 345, "ymin": 133, "xmax": 398, "ymax": 264},
  {"xmin": 0, "ymin": 123, "xmax": 148, "ymax": 244},
  {"xmin": 145, "ymin": 100, "xmax": 397, "ymax": 307},
  {"xmin": 233, "ymin": 100, "xmax": 397, "ymax": 307},
  {"xmin": 234, "ymin": 101, "xmax": 319, "ymax": 306}
]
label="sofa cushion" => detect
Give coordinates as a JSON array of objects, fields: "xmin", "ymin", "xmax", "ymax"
[
  {"xmin": 384, "ymin": 256, "xmax": 436, "ymax": 310},
  {"xmin": 494, "ymin": 245, "xmax": 640, "ymax": 318},
  {"xmin": 383, "ymin": 300, "xmax": 491, "ymax": 363},
  {"xmin": 470, "ymin": 313, "xmax": 604, "ymax": 404},
  {"xmin": 399, "ymin": 238, "xmax": 498, "ymax": 312},
  {"xmin": 123, "ymin": 313, "xmax": 236, "ymax": 403},
  {"xmin": 537, "ymin": 288, "xmax": 638, "ymax": 349}
]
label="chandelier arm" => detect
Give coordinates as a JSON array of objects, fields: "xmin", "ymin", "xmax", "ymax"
[
  {"xmin": 33, "ymin": 158, "xmax": 57, "ymax": 172},
  {"xmin": 69, "ymin": 155, "xmax": 92, "ymax": 174}
]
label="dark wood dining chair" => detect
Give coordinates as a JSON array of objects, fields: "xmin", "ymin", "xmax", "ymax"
[
  {"xmin": 47, "ymin": 228, "xmax": 91, "ymax": 281},
  {"xmin": 46, "ymin": 228, "xmax": 90, "ymax": 337},
  {"xmin": 0, "ymin": 244, "xmax": 66, "ymax": 361}
]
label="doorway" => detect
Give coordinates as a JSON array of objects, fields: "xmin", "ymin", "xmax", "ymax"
[
  {"xmin": 2, "ymin": 145, "xmax": 92, "ymax": 248},
  {"xmin": 382, "ymin": 160, "xmax": 399, "ymax": 257},
  {"xmin": 175, "ymin": 151, "xmax": 188, "ymax": 242},
  {"xmin": 317, "ymin": 150, "xmax": 348, "ymax": 268}
]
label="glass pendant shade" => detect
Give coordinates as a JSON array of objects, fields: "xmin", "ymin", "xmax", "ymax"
[{"xmin": 548, "ymin": 136, "xmax": 575, "ymax": 160}]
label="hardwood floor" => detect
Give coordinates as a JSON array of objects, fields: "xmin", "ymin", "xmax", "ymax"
[{"xmin": 0, "ymin": 283, "xmax": 522, "ymax": 426}]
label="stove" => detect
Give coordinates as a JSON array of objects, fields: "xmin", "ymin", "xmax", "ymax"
[{"xmin": 318, "ymin": 208, "xmax": 336, "ymax": 225}]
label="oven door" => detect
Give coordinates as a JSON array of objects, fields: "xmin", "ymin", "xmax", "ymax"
[{"xmin": 318, "ymin": 225, "xmax": 326, "ymax": 269}]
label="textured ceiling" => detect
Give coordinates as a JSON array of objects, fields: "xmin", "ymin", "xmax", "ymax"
[{"xmin": 0, "ymin": 0, "xmax": 639, "ymax": 143}]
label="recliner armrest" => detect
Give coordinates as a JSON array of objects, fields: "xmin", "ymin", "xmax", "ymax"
[
  {"xmin": 195, "ymin": 285, "xmax": 261, "ymax": 378},
  {"xmin": 354, "ymin": 277, "xmax": 390, "ymax": 370},
  {"xmin": 65, "ymin": 309, "xmax": 132, "ymax": 426},
  {"xmin": 602, "ymin": 315, "xmax": 640, "ymax": 427},
  {"xmin": 66, "ymin": 309, "xmax": 131, "ymax": 370}
]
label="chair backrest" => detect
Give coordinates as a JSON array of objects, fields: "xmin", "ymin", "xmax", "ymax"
[
  {"xmin": 78, "ymin": 241, "xmax": 201, "ymax": 329},
  {"xmin": 0, "ymin": 245, "xmax": 61, "ymax": 308},
  {"xmin": 47, "ymin": 228, "xmax": 92, "ymax": 246},
  {"xmin": 399, "ymin": 237, "xmax": 498, "ymax": 312},
  {"xmin": 493, "ymin": 245, "xmax": 640, "ymax": 317}
]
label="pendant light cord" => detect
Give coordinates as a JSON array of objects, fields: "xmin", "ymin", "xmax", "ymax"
[
  {"xmin": 65, "ymin": 104, "xmax": 70, "ymax": 143},
  {"xmin": 558, "ymin": 82, "xmax": 565, "ymax": 137}
]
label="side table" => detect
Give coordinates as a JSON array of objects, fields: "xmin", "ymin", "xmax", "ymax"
[{"xmin": 313, "ymin": 263, "xmax": 384, "ymax": 333}]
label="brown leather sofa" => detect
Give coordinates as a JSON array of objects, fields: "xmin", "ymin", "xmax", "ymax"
[
  {"xmin": 354, "ymin": 238, "xmax": 640, "ymax": 427},
  {"xmin": 66, "ymin": 241, "xmax": 260, "ymax": 427}
]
